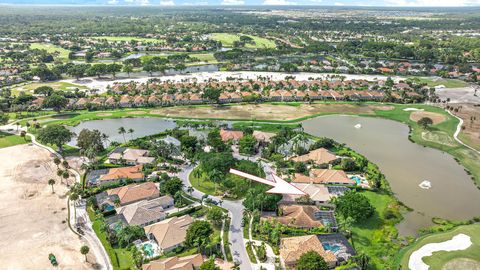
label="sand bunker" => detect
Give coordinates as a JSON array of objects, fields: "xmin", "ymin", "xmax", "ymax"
[
  {"xmin": 408, "ymin": 234, "xmax": 472, "ymax": 270},
  {"xmin": 96, "ymin": 113, "xmax": 112, "ymax": 117},
  {"xmin": 404, "ymin": 108, "xmax": 424, "ymax": 111},
  {"xmin": 410, "ymin": 111, "xmax": 446, "ymax": 125},
  {"xmin": 126, "ymin": 111, "xmax": 146, "ymax": 115}
]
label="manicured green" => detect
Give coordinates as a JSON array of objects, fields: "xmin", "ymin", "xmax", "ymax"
[
  {"xmin": 398, "ymin": 224, "xmax": 480, "ymax": 270},
  {"xmin": 30, "ymin": 43, "xmax": 71, "ymax": 61},
  {"xmin": 408, "ymin": 77, "xmax": 468, "ymax": 88},
  {"xmin": 12, "ymin": 81, "xmax": 88, "ymax": 96},
  {"xmin": 0, "ymin": 131, "xmax": 30, "ymax": 148},
  {"xmin": 210, "ymin": 33, "xmax": 276, "ymax": 49}
]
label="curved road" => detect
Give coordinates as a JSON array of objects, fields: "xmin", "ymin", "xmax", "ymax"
[{"xmin": 178, "ymin": 164, "xmax": 252, "ymax": 270}]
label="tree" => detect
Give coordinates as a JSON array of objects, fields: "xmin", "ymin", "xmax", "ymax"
[
  {"xmin": 162, "ymin": 177, "xmax": 184, "ymax": 196},
  {"xmin": 37, "ymin": 125, "xmax": 74, "ymax": 154},
  {"xmin": 207, "ymin": 129, "xmax": 227, "ymax": 152},
  {"xmin": 128, "ymin": 128, "xmax": 134, "ymax": 140},
  {"xmin": 296, "ymin": 251, "xmax": 328, "ymax": 270},
  {"xmin": 123, "ymin": 64, "xmax": 133, "ymax": 77},
  {"xmin": 200, "ymin": 259, "xmax": 220, "ymax": 270},
  {"xmin": 333, "ymin": 191, "xmax": 374, "ymax": 223},
  {"xmin": 354, "ymin": 253, "xmax": 370, "ymax": 270},
  {"xmin": 117, "ymin": 225, "xmax": 145, "ymax": 247},
  {"xmin": 239, "ymin": 134, "xmax": 257, "ymax": 155},
  {"xmin": 48, "ymin": 179, "xmax": 55, "ymax": 193},
  {"xmin": 118, "ymin": 126, "xmax": 127, "ymax": 143},
  {"xmin": 108, "ymin": 63, "xmax": 122, "ymax": 78},
  {"xmin": 418, "ymin": 117, "xmax": 434, "ymax": 129},
  {"xmin": 43, "ymin": 94, "xmax": 68, "ymax": 113},
  {"xmin": 207, "ymin": 207, "xmax": 224, "ymax": 227},
  {"xmin": 77, "ymin": 129, "xmax": 105, "ymax": 154},
  {"xmin": 202, "ymin": 88, "xmax": 221, "ymax": 104},
  {"xmin": 0, "ymin": 112, "xmax": 9, "ymax": 125},
  {"xmin": 34, "ymin": 86, "xmax": 54, "ymax": 97},
  {"xmin": 80, "ymin": 245, "xmax": 89, "ymax": 262},
  {"xmin": 185, "ymin": 220, "xmax": 213, "ymax": 251},
  {"xmin": 53, "ymin": 157, "xmax": 61, "ymax": 169}
]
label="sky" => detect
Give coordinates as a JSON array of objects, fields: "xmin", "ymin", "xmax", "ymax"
[{"xmin": 1, "ymin": 0, "xmax": 480, "ymax": 6}]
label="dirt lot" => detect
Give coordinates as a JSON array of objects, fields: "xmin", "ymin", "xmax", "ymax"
[
  {"xmin": 450, "ymin": 104, "xmax": 480, "ymax": 150},
  {"xmin": 151, "ymin": 103, "xmax": 393, "ymax": 121},
  {"xmin": 0, "ymin": 144, "xmax": 95, "ymax": 270},
  {"xmin": 410, "ymin": 111, "xmax": 446, "ymax": 124}
]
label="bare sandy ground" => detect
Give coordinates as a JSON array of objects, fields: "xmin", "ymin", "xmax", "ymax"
[
  {"xmin": 410, "ymin": 111, "xmax": 446, "ymax": 124},
  {"xmin": 0, "ymin": 144, "xmax": 95, "ymax": 270},
  {"xmin": 151, "ymin": 103, "xmax": 393, "ymax": 121},
  {"xmin": 435, "ymin": 86, "xmax": 480, "ymax": 104},
  {"xmin": 449, "ymin": 103, "xmax": 480, "ymax": 150}
]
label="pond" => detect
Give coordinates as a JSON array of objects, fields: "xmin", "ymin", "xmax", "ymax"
[
  {"xmin": 67, "ymin": 118, "xmax": 176, "ymax": 146},
  {"xmin": 302, "ymin": 115, "xmax": 480, "ymax": 236}
]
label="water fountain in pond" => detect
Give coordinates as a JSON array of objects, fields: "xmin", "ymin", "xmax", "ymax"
[{"xmin": 419, "ymin": 180, "xmax": 432, "ymax": 190}]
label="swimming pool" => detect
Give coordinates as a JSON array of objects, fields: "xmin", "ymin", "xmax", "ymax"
[
  {"xmin": 350, "ymin": 175, "xmax": 362, "ymax": 184},
  {"xmin": 323, "ymin": 243, "xmax": 342, "ymax": 253},
  {"xmin": 143, "ymin": 243, "xmax": 154, "ymax": 257}
]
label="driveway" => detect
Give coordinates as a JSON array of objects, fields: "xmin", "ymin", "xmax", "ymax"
[{"xmin": 178, "ymin": 164, "xmax": 252, "ymax": 270}]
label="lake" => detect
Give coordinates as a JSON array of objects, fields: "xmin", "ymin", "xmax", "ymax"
[
  {"xmin": 67, "ymin": 118, "xmax": 176, "ymax": 146},
  {"xmin": 303, "ymin": 115, "xmax": 480, "ymax": 236}
]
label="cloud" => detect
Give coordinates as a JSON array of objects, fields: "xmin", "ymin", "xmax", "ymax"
[
  {"xmin": 124, "ymin": 0, "xmax": 150, "ymax": 5},
  {"xmin": 263, "ymin": 0, "xmax": 296, "ymax": 5},
  {"xmin": 221, "ymin": 0, "xmax": 245, "ymax": 4},
  {"xmin": 334, "ymin": 2, "xmax": 345, "ymax": 5},
  {"xmin": 159, "ymin": 0, "xmax": 174, "ymax": 5},
  {"xmin": 385, "ymin": 0, "xmax": 480, "ymax": 6},
  {"xmin": 182, "ymin": 1, "xmax": 208, "ymax": 4},
  {"xmin": 107, "ymin": 0, "xmax": 119, "ymax": 4}
]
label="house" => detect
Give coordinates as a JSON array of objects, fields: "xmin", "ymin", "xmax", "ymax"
[
  {"xmin": 290, "ymin": 148, "xmax": 338, "ymax": 166},
  {"xmin": 96, "ymin": 182, "xmax": 160, "ymax": 210},
  {"xmin": 142, "ymin": 254, "xmax": 203, "ymax": 270},
  {"xmin": 108, "ymin": 148, "xmax": 155, "ymax": 165},
  {"xmin": 96, "ymin": 165, "xmax": 145, "ymax": 185},
  {"xmin": 277, "ymin": 135, "xmax": 316, "ymax": 156},
  {"xmin": 282, "ymin": 183, "xmax": 334, "ymax": 205},
  {"xmin": 280, "ymin": 235, "xmax": 337, "ymax": 269},
  {"xmin": 273, "ymin": 204, "xmax": 337, "ymax": 229},
  {"xmin": 144, "ymin": 215, "xmax": 194, "ymax": 254},
  {"xmin": 159, "ymin": 135, "xmax": 181, "ymax": 147},
  {"xmin": 252, "ymin": 130, "xmax": 276, "ymax": 144},
  {"xmin": 219, "ymin": 129, "xmax": 244, "ymax": 142},
  {"xmin": 295, "ymin": 169, "xmax": 356, "ymax": 185},
  {"xmin": 111, "ymin": 195, "xmax": 174, "ymax": 227}
]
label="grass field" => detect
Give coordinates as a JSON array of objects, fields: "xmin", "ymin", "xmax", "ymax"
[
  {"xmin": 210, "ymin": 33, "xmax": 276, "ymax": 49},
  {"xmin": 30, "ymin": 43, "xmax": 71, "ymax": 61},
  {"xmin": 408, "ymin": 77, "xmax": 468, "ymax": 88},
  {"xmin": 12, "ymin": 81, "xmax": 88, "ymax": 96},
  {"xmin": 188, "ymin": 53, "xmax": 218, "ymax": 63},
  {"xmin": 398, "ymin": 224, "xmax": 480, "ymax": 270},
  {"xmin": 0, "ymin": 131, "xmax": 30, "ymax": 148},
  {"xmin": 90, "ymin": 36, "xmax": 164, "ymax": 43}
]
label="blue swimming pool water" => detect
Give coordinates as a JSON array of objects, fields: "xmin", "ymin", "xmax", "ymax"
[
  {"xmin": 323, "ymin": 243, "xmax": 341, "ymax": 252},
  {"xmin": 350, "ymin": 176, "xmax": 362, "ymax": 184},
  {"xmin": 104, "ymin": 204, "xmax": 115, "ymax": 211},
  {"xmin": 143, "ymin": 243, "xmax": 154, "ymax": 257}
]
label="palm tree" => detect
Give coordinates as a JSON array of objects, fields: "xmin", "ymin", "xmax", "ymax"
[
  {"xmin": 355, "ymin": 253, "xmax": 370, "ymax": 270},
  {"xmin": 80, "ymin": 245, "xmax": 90, "ymax": 262},
  {"xmin": 128, "ymin": 128, "xmax": 134, "ymax": 140},
  {"xmin": 62, "ymin": 171, "xmax": 70, "ymax": 186},
  {"xmin": 187, "ymin": 186, "xmax": 194, "ymax": 195},
  {"xmin": 70, "ymin": 192, "xmax": 79, "ymax": 220},
  {"xmin": 101, "ymin": 133, "xmax": 109, "ymax": 146},
  {"xmin": 208, "ymin": 169, "xmax": 222, "ymax": 194},
  {"xmin": 53, "ymin": 157, "xmax": 61, "ymax": 169},
  {"xmin": 48, "ymin": 179, "xmax": 55, "ymax": 193},
  {"xmin": 118, "ymin": 127, "xmax": 127, "ymax": 143}
]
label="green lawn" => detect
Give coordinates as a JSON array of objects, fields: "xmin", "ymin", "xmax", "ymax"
[
  {"xmin": 0, "ymin": 131, "xmax": 30, "ymax": 148},
  {"xmin": 350, "ymin": 191, "xmax": 406, "ymax": 269},
  {"xmin": 188, "ymin": 53, "xmax": 218, "ymax": 63},
  {"xmin": 189, "ymin": 167, "xmax": 221, "ymax": 196},
  {"xmin": 408, "ymin": 77, "xmax": 468, "ymax": 88},
  {"xmin": 90, "ymin": 36, "xmax": 164, "ymax": 43},
  {"xmin": 398, "ymin": 224, "xmax": 480, "ymax": 269},
  {"xmin": 30, "ymin": 43, "xmax": 71, "ymax": 61},
  {"xmin": 210, "ymin": 33, "xmax": 276, "ymax": 49}
]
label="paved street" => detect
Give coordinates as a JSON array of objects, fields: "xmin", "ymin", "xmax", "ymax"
[{"xmin": 178, "ymin": 164, "xmax": 252, "ymax": 270}]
